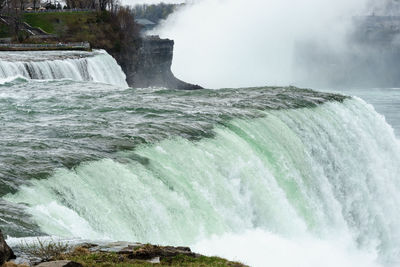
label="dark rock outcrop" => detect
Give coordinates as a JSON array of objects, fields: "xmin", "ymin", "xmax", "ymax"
[
  {"xmin": 35, "ymin": 260, "xmax": 83, "ymax": 267},
  {"xmin": 81, "ymin": 242, "xmax": 199, "ymax": 260},
  {"xmin": 0, "ymin": 229, "xmax": 16, "ymax": 265},
  {"xmin": 116, "ymin": 36, "xmax": 202, "ymax": 90},
  {"xmin": 119, "ymin": 244, "xmax": 199, "ymax": 260}
]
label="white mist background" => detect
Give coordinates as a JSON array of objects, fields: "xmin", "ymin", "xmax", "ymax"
[
  {"xmin": 155, "ymin": 0, "xmax": 374, "ymax": 88},
  {"xmin": 123, "ymin": 0, "xmax": 185, "ymax": 5},
  {"xmin": 192, "ymin": 229, "xmax": 383, "ymax": 267}
]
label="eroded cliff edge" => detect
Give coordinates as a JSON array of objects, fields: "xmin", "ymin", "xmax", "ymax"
[{"xmin": 113, "ymin": 36, "xmax": 203, "ymax": 90}]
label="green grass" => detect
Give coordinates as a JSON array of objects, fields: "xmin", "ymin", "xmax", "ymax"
[
  {"xmin": 0, "ymin": 24, "xmax": 11, "ymax": 38},
  {"xmin": 23, "ymin": 11, "xmax": 97, "ymax": 34},
  {"xmin": 21, "ymin": 11, "xmax": 120, "ymax": 50},
  {"xmin": 64, "ymin": 253, "xmax": 244, "ymax": 267},
  {"xmin": 161, "ymin": 254, "xmax": 245, "ymax": 266},
  {"xmin": 56, "ymin": 247, "xmax": 246, "ymax": 267}
]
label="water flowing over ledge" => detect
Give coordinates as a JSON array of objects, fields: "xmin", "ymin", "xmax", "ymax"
[
  {"xmin": 0, "ymin": 50, "xmax": 128, "ymax": 87},
  {"xmin": 4, "ymin": 97, "xmax": 400, "ymax": 266}
]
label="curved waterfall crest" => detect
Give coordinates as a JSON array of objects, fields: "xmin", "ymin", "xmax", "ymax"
[
  {"xmin": 0, "ymin": 50, "xmax": 127, "ymax": 87},
  {"xmin": 5, "ymin": 98, "xmax": 400, "ymax": 265}
]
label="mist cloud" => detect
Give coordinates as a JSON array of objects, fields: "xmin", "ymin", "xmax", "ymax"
[
  {"xmin": 156, "ymin": 0, "xmax": 377, "ymax": 89},
  {"xmin": 122, "ymin": 0, "xmax": 185, "ymax": 6}
]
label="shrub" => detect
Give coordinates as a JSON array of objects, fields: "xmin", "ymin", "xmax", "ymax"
[{"xmin": 19, "ymin": 238, "xmax": 71, "ymax": 261}]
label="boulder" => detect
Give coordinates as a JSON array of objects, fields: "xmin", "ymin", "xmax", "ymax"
[
  {"xmin": 0, "ymin": 229, "xmax": 16, "ymax": 265},
  {"xmin": 35, "ymin": 260, "xmax": 82, "ymax": 267},
  {"xmin": 126, "ymin": 244, "xmax": 199, "ymax": 260}
]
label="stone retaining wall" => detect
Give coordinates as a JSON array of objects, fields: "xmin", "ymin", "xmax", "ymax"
[{"xmin": 0, "ymin": 42, "xmax": 91, "ymax": 51}]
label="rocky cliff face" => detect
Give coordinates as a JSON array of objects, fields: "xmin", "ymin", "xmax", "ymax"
[{"xmin": 116, "ymin": 36, "xmax": 202, "ymax": 90}]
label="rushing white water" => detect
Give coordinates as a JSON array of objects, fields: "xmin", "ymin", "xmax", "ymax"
[
  {"xmin": 0, "ymin": 50, "xmax": 127, "ymax": 87},
  {"xmin": 5, "ymin": 97, "xmax": 400, "ymax": 266}
]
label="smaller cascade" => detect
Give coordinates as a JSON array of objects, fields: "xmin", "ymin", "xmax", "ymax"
[{"xmin": 0, "ymin": 50, "xmax": 128, "ymax": 87}]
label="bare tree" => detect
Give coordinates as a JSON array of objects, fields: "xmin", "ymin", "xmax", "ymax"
[
  {"xmin": 0, "ymin": 0, "xmax": 7, "ymax": 11},
  {"xmin": 18, "ymin": 0, "xmax": 25, "ymax": 11},
  {"xmin": 98, "ymin": 0, "xmax": 109, "ymax": 11}
]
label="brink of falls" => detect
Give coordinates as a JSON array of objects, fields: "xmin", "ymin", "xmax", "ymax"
[{"xmin": 0, "ymin": 50, "xmax": 399, "ymax": 267}]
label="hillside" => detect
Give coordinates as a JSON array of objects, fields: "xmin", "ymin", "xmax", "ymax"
[
  {"xmin": 20, "ymin": 10, "xmax": 139, "ymax": 54},
  {"xmin": 23, "ymin": 11, "xmax": 97, "ymax": 34}
]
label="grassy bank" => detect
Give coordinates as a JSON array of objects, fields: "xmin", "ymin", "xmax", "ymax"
[
  {"xmin": 5, "ymin": 242, "xmax": 246, "ymax": 267},
  {"xmin": 15, "ymin": 11, "xmax": 133, "ymax": 53},
  {"xmin": 23, "ymin": 11, "xmax": 97, "ymax": 34},
  {"xmin": 0, "ymin": 24, "xmax": 10, "ymax": 38}
]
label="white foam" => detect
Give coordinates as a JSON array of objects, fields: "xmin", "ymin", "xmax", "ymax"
[
  {"xmin": 0, "ymin": 50, "xmax": 127, "ymax": 87},
  {"xmin": 4, "ymin": 98, "xmax": 400, "ymax": 265},
  {"xmin": 0, "ymin": 75, "xmax": 28, "ymax": 85}
]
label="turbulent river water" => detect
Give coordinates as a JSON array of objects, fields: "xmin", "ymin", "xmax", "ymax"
[{"xmin": 0, "ymin": 50, "xmax": 400, "ymax": 267}]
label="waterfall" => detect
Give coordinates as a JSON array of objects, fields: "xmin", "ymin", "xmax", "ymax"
[
  {"xmin": 4, "ymin": 97, "xmax": 400, "ymax": 266},
  {"xmin": 0, "ymin": 50, "xmax": 128, "ymax": 87}
]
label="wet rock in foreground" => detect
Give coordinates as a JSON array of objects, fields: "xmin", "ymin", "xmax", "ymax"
[{"xmin": 0, "ymin": 229, "xmax": 15, "ymax": 265}]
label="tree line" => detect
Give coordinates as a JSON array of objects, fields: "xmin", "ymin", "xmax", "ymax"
[
  {"xmin": 0, "ymin": 0, "xmax": 118, "ymax": 13},
  {"xmin": 0, "ymin": 0, "xmax": 140, "ymax": 49},
  {"xmin": 132, "ymin": 3, "xmax": 182, "ymax": 23}
]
